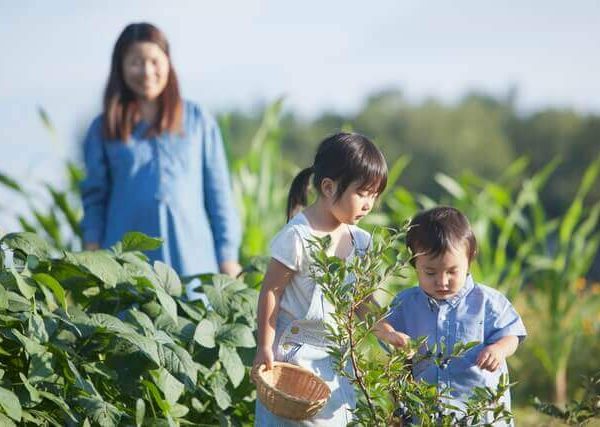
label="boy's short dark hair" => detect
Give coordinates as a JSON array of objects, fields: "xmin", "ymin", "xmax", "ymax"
[{"xmin": 406, "ymin": 206, "xmax": 477, "ymax": 266}]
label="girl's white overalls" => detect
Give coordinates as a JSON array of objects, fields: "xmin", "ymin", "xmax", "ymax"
[{"xmin": 255, "ymin": 225, "xmax": 367, "ymax": 426}]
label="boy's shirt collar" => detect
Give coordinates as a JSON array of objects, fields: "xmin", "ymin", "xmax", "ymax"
[{"xmin": 419, "ymin": 274, "xmax": 475, "ymax": 309}]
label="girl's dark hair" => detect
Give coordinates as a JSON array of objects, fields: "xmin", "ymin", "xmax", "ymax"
[
  {"xmin": 286, "ymin": 132, "xmax": 388, "ymax": 221},
  {"xmin": 103, "ymin": 22, "xmax": 183, "ymax": 141},
  {"xmin": 406, "ymin": 206, "xmax": 477, "ymax": 266}
]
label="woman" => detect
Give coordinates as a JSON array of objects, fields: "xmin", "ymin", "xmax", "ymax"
[{"xmin": 80, "ymin": 22, "xmax": 241, "ymax": 278}]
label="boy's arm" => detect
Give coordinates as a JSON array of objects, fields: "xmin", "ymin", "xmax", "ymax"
[
  {"xmin": 253, "ymin": 259, "xmax": 294, "ymax": 371},
  {"xmin": 374, "ymin": 319, "xmax": 411, "ymax": 348},
  {"xmin": 355, "ymin": 296, "xmax": 411, "ymax": 348},
  {"xmin": 476, "ymin": 335, "xmax": 519, "ymax": 372}
]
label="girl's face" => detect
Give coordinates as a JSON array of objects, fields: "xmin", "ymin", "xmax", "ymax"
[
  {"xmin": 414, "ymin": 241, "xmax": 470, "ymax": 300},
  {"xmin": 122, "ymin": 41, "xmax": 170, "ymax": 101},
  {"xmin": 327, "ymin": 180, "xmax": 378, "ymax": 225}
]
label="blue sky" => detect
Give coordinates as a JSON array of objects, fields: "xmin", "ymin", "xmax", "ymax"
[{"xmin": 0, "ymin": 0, "xmax": 598, "ymax": 230}]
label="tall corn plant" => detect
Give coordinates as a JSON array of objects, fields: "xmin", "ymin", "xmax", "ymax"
[
  {"xmin": 383, "ymin": 156, "xmax": 600, "ymax": 405},
  {"xmin": 226, "ymin": 98, "xmax": 295, "ymax": 262},
  {"xmin": 524, "ymin": 155, "xmax": 600, "ymax": 405},
  {"xmin": 433, "ymin": 157, "xmax": 561, "ymax": 300},
  {"xmin": 0, "ymin": 108, "xmax": 83, "ymax": 250},
  {"xmin": 381, "ymin": 157, "xmax": 551, "ymax": 298}
]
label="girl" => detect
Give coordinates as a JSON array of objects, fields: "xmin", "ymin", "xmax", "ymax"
[
  {"xmin": 80, "ymin": 22, "xmax": 241, "ymax": 278},
  {"xmin": 253, "ymin": 132, "xmax": 405, "ymax": 426}
]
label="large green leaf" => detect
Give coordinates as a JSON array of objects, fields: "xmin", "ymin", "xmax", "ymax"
[
  {"xmin": 193, "ymin": 319, "xmax": 216, "ymax": 348},
  {"xmin": 66, "ymin": 360, "xmax": 97, "ymax": 395},
  {"xmin": 208, "ymin": 371, "xmax": 231, "ymax": 410},
  {"xmin": 28, "ymin": 312, "xmax": 48, "ymax": 343},
  {"xmin": 219, "ymin": 345, "xmax": 245, "ymax": 388},
  {"xmin": 11, "ymin": 330, "xmax": 47, "ymax": 355},
  {"xmin": 158, "ymin": 343, "xmax": 198, "ymax": 390},
  {"xmin": 29, "ymin": 352, "xmax": 55, "ymax": 384},
  {"xmin": 33, "ymin": 273, "xmax": 67, "ymax": 312},
  {"xmin": 5, "ymin": 291, "xmax": 32, "ymax": 312},
  {"xmin": 76, "ymin": 396, "xmax": 122, "ymax": 427},
  {"xmin": 203, "ymin": 274, "xmax": 248, "ymax": 317},
  {"xmin": 216, "ymin": 323, "xmax": 255, "ymax": 348},
  {"xmin": 90, "ymin": 313, "xmax": 136, "ymax": 335},
  {"xmin": 152, "ymin": 368, "xmax": 184, "ymax": 404},
  {"xmin": 155, "ymin": 285, "xmax": 178, "ymax": 325},
  {"xmin": 141, "ymin": 380, "xmax": 170, "ymax": 414},
  {"xmin": 154, "ymin": 261, "xmax": 182, "ymax": 297},
  {"xmin": 0, "ymin": 386, "xmax": 21, "ymax": 421},
  {"xmin": 126, "ymin": 309, "xmax": 156, "ymax": 336},
  {"xmin": 11, "ymin": 270, "xmax": 36, "ymax": 299},
  {"xmin": 1, "ymin": 232, "xmax": 56, "ymax": 259},
  {"xmin": 118, "ymin": 333, "xmax": 161, "ymax": 367},
  {"xmin": 18, "ymin": 374, "xmax": 41, "ymax": 403},
  {"xmin": 121, "ymin": 232, "xmax": 163, "ymax": 252},
  {"xmin": 65, "ymin": 251, "xmax": 126, "ymax": 288}
]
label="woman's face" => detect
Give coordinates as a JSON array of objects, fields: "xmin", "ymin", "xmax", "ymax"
[{"xmin": 122, "ymin": 41, "xmax": 170, "ymax": 101}]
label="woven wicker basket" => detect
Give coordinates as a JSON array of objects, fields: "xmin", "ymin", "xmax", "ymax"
[{"xmin": 253, "ymin": 361, "xmax": 331, "ymax": 420}]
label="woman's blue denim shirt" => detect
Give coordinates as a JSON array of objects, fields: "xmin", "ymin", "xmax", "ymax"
[{"xmin": 80, "ymin": 101, "xmax": 241, "ymax": 275}]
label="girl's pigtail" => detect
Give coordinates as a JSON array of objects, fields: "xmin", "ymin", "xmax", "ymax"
[{"xmin": 286, "ymin": 166, "xmax": 314, "ymax": 221}]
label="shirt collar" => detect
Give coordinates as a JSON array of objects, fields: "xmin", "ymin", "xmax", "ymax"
[{"xmin": 419, "ymin": 274, "xmax": 475, "ymax": 309}]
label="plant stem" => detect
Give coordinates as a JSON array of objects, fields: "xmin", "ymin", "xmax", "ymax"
[{"xmin": 347, "ymin": 286, "xmax": 377, "ymax": 423}]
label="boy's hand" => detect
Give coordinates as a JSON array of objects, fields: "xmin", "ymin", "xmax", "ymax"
[
  {"xmin": 380, "ymin": 330, "xmax": 411, "ymax": 348},
  {"xmin": 476, "ymin": 344, "xmax": 505, "ymax": 372}
]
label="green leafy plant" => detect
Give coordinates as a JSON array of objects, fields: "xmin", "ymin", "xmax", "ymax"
[
  {"xmin": 307, "ymin": 228, "xmax": 514, "ymax": 426},
  {"xmin": 0, "ymin": 231, "xmax": 259, "ymax": 426}
]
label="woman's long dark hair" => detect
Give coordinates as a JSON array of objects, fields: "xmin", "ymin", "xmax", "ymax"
[
  {"xmin": 286, "ymin": 132, "xmax": 388, "ymax": 221},
  {"xmin": 103, "ymin": 22, "xmax": 183, "ymax": 141}
]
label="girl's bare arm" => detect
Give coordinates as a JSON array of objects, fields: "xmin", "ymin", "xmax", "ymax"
[{"xmin": 253, "ymin": 259, "xmax": 295, "ymax": 370}]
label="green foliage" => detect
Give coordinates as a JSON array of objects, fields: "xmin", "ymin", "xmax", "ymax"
[
  {"xmin": 1, "ymin": 97, "xmax": 599, "ymax": 423},
  {"xmin": 228, "ymin": 98, "xmax": 295, "ymax": 262},
  {"xmin": 382, "ymin": 155, "xmax": 600, "ymax": 405},
  {"xmin": 308, "ymin": 229, "xmax": 514, "ymax": 426},
  {"xmin": 521, "ymin": 156, "xmax": 600, "ymax": 404},
  {"xmin": 533, "ymin": 371, "xmax": 600, "ymax": 425},
  {"xmin": 0, "ymin": 231, "xmax": 259, "ymax": 426}
]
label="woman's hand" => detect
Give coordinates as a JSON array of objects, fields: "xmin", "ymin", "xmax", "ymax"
[{"xmin": 219, "ymin": 260, "xmax": 242, "ymax": 278}]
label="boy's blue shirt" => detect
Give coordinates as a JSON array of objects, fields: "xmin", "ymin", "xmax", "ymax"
[{"xmin": 386, "ymin": 274, "xmax": 526, "ymax": 412}]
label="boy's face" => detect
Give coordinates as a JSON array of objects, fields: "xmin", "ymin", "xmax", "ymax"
[{"xmin": 414, "ymin": 242, "xmax": 470, "ymax": 300}]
